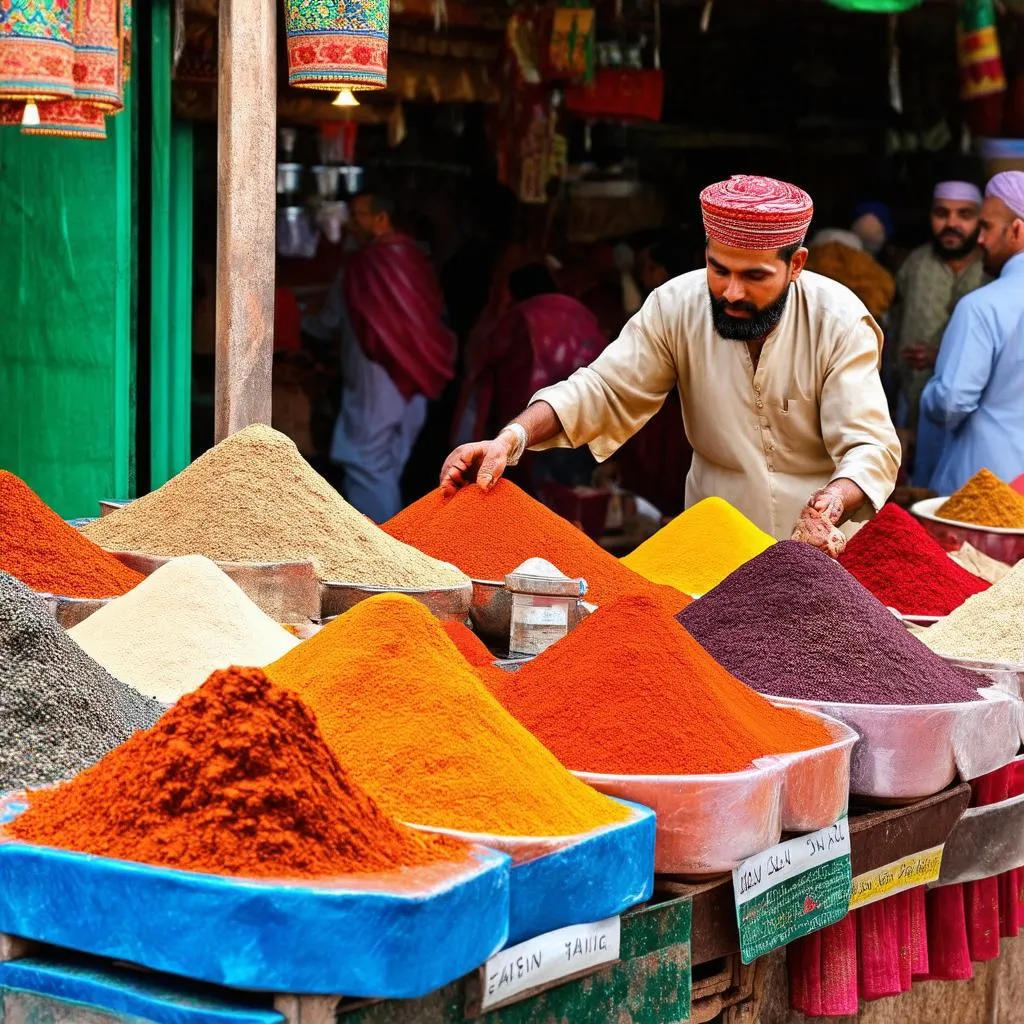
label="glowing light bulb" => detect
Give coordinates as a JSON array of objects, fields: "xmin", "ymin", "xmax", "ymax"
[
  {"xmin": 22, "ymin": 99, "xmax": 40, "ymax": 127},
  {"xmin": 332, "ymin": 89, "xmax": 359, "ymax": 108}
]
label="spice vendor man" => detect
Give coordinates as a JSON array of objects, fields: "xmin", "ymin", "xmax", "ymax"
[{"xmin": 440, "ymin": 176, "xmax": 901, "ymax": 551}]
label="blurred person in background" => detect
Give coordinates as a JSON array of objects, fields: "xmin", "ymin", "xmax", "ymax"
[
  {"xmin": 921, "ymin": 172, "xmax": 1024, "ymax": 494},
  {"xmin": 890, "ymin": 181, "xmax": 987, "ymax": 486},
  {"xmin": 322, "ymin": 190, "xmax": 457, "ymax": 522},
  {"xmin": 453, "ymin": 262, "xmax": 606, "ymax": 491}
]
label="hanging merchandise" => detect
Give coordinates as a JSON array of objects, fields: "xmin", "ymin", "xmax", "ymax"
[
  {"xmin": 545, "ymin": 1, "xmax": 595, "ymax": 84},
  {"xmin": 0, "ymin": 0, "xmax": 131, "ymax": 139},
  {"xmin": 565, "ymin": 68, "xmax": 664, "ymax": 122},
  {"xmin": 21, "ymin": 98, "xmax": 107, "ymax": 138},
  {"xmin": 0, "ymin": 0, "xmax": 76, "ymax": 102},
  {"xmin": 957, "ymin": 0, "xmax": 1007, "ymax": 101},
  {"xmin": 283, "ymin": 0, "xmax": 390, "ymax": 91}
]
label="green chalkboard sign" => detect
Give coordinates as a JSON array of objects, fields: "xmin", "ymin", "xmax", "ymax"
[{"xmin": 733, "ymin": 818, "xmax": 852, "ymax": 965}]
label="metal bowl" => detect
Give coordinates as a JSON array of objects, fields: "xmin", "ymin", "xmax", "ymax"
[
  {"xmin": 65, "ymin": 517, "xmax": 98, "ymax": 531},
  {"xmin": 469, "ymin": 579, "xmax": 592, "ymax": 647},
  {"xmin": 106, "ymin": 551, "xmax": 322, "ymax": 624},
  {"xmin": 320, "ymin": 580, "xmax": 473, "ymax": 623},
  {"xmin": 910, "ymin": 497, "xmax": 1024, "ymax": 565},
  {"xmin": 468, "ymin": 578, "xmax": 512, "ymax": 644},
  {"xmin": 939, "ymin": 654, "xmax": 1024, "ymax": 704},
  {"xmin": 36, "ymin": 592, "xmax": 113, "ymax": 629},
  {"xmin": 574, "ymin": 760, "xmax": 784, "ymax": 878},
  {"xmin": 768, "ymin": 690, "xmax": 1021, "ymax": 802},
  {"xmin": 98, "ymin": 499, "xmax": 132, "ymax": 517}
]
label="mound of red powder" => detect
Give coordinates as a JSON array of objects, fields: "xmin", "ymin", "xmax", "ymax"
[
  {"xmin": 9, "ymin": 666, "xmax": 461, "ymax": 879},
  {"xmin": 384, "ymin": 481, "xmax": 690, "ymax": 613},
  {"xmin": 839, "ymin": 504, "xmax": 990, "ymax": 616},
  {"xmin": 0, "ymin": 472, "xmax": 144, "ymax": 599},
  {"xmin": 488, "ymin": 595, "xmax": 832, "ymax": 775},
  {"xmin": 442, "ymin": 621, "xmax": 495, "ymax": 668}
]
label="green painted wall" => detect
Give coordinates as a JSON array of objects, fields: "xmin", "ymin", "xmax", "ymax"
[{"xmin": 0, "ymin": 92, "xmax": 136, "ymax": 519}]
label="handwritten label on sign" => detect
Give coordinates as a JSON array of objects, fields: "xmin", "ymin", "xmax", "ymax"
[
  {"xmin": 733, "ymin": 818, "xmax": 852, "ymax": 964},
  {"xmin": 479, "ymin": 917, "xmax": 621, "ymax": 1012},
  {"xmin": 850, "ymin": 845, "xmax": 943, "ymax": 911}
]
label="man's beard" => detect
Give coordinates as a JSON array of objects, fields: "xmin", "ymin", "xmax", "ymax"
[
  {"xmin": 932, "ymin": 227, "xmax": 980, "ymax": 262},
  {"xmin": 708, "ymin": 286, "xmax": 791, "ymax": 341}
]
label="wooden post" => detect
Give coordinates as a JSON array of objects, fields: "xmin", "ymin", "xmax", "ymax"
[{"xmin": 215, "ymin": 0, "xmax": 276, "ymax": 442}]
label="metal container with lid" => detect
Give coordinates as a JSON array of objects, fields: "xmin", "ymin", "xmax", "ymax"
[{"xmin": 505, "ymin": 558, "xmax": 587, "ymax": 658}]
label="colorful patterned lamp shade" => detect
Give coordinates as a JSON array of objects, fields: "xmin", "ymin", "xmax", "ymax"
[
  {"xmin": 0, "ymin": 0, "xmax": 129, "ymax": 139},
  {"xmin": 23, "ymin": 98, "xmax": 108, "ymax": 138},
  {"xmin": 0, "ymin": 0, "xmax": 77, "ymax": 101},
  {"xmin": 284, "ymin": 0, "xmax": 390, "ymax": 90}
]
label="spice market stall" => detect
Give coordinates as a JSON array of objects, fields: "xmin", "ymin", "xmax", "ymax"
[{"xmin": 2, "ymin": 444, "xmax": 1024, "ymax": 1022}]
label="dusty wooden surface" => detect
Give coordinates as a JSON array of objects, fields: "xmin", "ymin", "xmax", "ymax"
[{"xmin": 214, "ymin": 0, "xmax": 276, "ymax": 441}]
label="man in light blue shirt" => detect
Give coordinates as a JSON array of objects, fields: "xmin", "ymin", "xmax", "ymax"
[{"xmin": 921, "ymin": 172, "xmax": 1024, "ymax": 495}]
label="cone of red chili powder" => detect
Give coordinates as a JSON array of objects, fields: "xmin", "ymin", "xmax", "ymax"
[
  {"xmin": 0, "ymin": 471, "xmax": 143, "ymax": 599},
  {"xmin": 838, "ymin": 504, "xmax": 989, "ymax": 617},
  {"xmin": 9, "ymin": 666, "xmax": 462, "ymax": 879}
]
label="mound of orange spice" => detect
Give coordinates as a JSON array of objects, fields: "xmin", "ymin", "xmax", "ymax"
[
  {"xmin": 266, "ymin": 594, "xmax": 629, "ymax": 837},
  {"xmin": 10, "ymin": 666, "xmax": 461, "ymax": 879},
  {"xmin": 0, "ymin": 471, "xmax": 144, "ymax": 599},
  {"xmin": 488, "ymin": 596, "xmax": 833, "ymax": 775},
  {"xmin": 384, "ymin": 481, "xmax": 690, "ymax": 613}
]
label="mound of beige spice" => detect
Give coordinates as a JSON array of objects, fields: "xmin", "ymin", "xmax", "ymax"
[
  {"xmin": 920, "ymin": 559, "xmax": 1024, "ymax": 664},
  {"xmin": 70, "ymin": 556, "xmax": 300, "ymax": 702},
  {"xmin": 83, "ymin": 425, "xmax": 467, "ymax": 587}
]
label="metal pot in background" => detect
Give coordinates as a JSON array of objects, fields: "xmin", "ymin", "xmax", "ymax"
[
  {"xmin": 278, "ymin": 127, "xmax": 298, "ymax": 159},
  {"xmin": 340, "ymin": 165, "xmax": 364, "ymax": 195},
  {"xmin": 311, "ymin": 165, "xmax": 342, "ymax": 200},
  {"xmin": 276, "ymin": 162, "xmax": 303, "ymax": 195}
]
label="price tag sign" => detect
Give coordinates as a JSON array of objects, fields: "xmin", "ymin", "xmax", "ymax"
[
  {"xmin": 478, "ymin": 917, "xmax": 621, "ymax": 1012},
  {"xmin": 733, "ymin": 818, "xmax": 852, "ymax": 964},
  {"xmin": 850, "ymin": 845, "xmax": 943, "ymax": 910}
]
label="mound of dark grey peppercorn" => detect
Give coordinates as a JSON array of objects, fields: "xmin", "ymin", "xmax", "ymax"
[{"xmin": 0, "ymin": 572, "xmax": 163, "ymax": 791}]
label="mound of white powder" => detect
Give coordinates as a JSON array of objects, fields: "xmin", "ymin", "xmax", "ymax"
[
  {"xmin": 70, "ymin": 555, "xmax": 300, "ymax": 702},
  {"xmin": 921, "ymin": 560, "xmax": 1024, "ymax": 664}
]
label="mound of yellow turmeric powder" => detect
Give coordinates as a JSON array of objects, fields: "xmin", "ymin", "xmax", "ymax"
[
  {"xmin": 266, "ymin": 594, "xmax": 629, "ymax": 837},
  {"xmin": 622, "ymin": 498, "xmax": 775, "ymax": 596}
]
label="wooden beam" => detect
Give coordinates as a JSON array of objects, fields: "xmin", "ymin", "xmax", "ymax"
[{"xmin": 215, "ymin": 0, "xmax": 275, "ymax": 442}]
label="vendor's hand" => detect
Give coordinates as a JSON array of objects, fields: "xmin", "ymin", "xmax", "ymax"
[
  {"xmin": 806, "ymin": 486, "xmax": 846, "ymax": 525},
  {"xmin": 440, "ymin": 432, "xmax": 515, "ymax": 497},
  {"xmin": 791, "ymin": 506, "xmax": 847, "ymax": 558}
]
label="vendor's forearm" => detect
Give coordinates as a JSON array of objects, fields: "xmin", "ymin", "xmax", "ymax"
[
  {"xmin": 828, "ymin": 477, "xmax": 869, "ymax": 517},
  {"xmin": 507, "ymin": 401, "xmax": 563, "ymax": 449}
]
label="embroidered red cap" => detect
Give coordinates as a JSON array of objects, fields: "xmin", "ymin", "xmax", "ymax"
[{"xmin": 700, "ymin": 175, "xmax": 814, "ymax": 251}]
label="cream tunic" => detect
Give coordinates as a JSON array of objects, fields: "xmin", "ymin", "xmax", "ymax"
[{"xmin": 531, "ymin": 269, "xmax": 901, "ymax": 540}]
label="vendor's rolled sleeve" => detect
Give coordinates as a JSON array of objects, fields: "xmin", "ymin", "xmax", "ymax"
[
  {"xmin": 529, "ymin": 291, "xmax": 678, "ymax": 461},
  {"xmin": 822, "ymin": 317, "xmax": 901, "ymax": 510}
]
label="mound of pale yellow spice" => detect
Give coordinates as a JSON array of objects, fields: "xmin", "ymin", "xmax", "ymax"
[
  {"xmin": 621, "ymin": 498, "xmax": 775, "ymax": 596},
  {"xmin": 83, "ymin": 425, "xmax": 467, "ymax": 588},
  {"xmin": 938, "ymin": 469, "xmax": 1024, "ymax": 530},
  {"xmin": 266, "ymin": 593, "xmax": 629, "ymax": 837}
]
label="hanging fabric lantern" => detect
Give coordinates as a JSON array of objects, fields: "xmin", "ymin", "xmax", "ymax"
[
  {"xmin": 0, "ymin": 0, "xmax": 130, "ymax": 139},
  {"xmin": 22, "ymin": 99, "xmax": 107, "ymax": 138},
  {"xmin": 957, "ymin": 0, "xmax": 1007, "ymax": 101},
  {"xmin": 0, "ymin": 0, "xmax": 76, "ymax": 102},
  {"xmin": 283, "ymin": 0, "xmax": 390, "ymax": 91},
  {"xmin": 67, "ymin": 0, "xmax": 125, "ymax": 115}
]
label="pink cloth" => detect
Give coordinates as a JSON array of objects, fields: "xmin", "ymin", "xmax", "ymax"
[
  {"xmin": 700, "ymin": 175, "xmax": 813, "ymax": 250},
  {"xmin": 344, "ymin": 233, "xmax": 457, "ymax": 400},
  {"xmin": 455, "ymin": 293, "xmax": 607, "ymax": 441}
]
